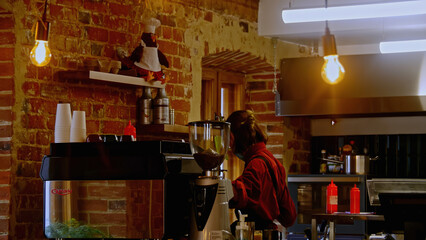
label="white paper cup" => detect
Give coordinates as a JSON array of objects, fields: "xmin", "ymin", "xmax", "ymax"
[
  {"xmin": 70, "ymin": 128, "xmax": 87, "ymax": 142},
  {"xmin": 54, "ymin": 103, "xmax": 72, "ymax": 143},
  {"xmin": 71, "ymin": 111, "xmax": 86, "ymax": 129},
  {"xmin": 69, "ymin": 111, "xmax": 86, "ymax": 142},
  {"xmin": 55, "ymin": 103, "xmax": 72, "ymax": 128},
  {"xmin": 55, "ymin": 126, "xmax": 71, "ymax": 143}
]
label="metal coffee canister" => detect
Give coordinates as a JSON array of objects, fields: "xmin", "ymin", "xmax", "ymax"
[
  {"xmin": 153, "ymin": 88, "xmax": 169, "ymax": 124},
  {"xmin": 138, "ymin": 87, "xmax": 153, "ymax": 125}
]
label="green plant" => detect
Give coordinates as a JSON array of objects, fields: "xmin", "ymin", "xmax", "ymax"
[{"xmin": 45, "ymin": 218, "xmax": 111, "ymax": 238}]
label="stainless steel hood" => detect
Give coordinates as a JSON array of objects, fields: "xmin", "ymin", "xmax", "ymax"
[{"xmin": 276, "ymin": 52, "xmax": 426, "ymax": 116}]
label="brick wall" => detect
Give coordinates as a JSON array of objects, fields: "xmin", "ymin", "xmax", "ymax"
[
  {"xmin": 6, "ymin": 0, "xmax": 309, "ymax": 239},
  {"xmin": 246, "ymin": 73, "xmax": 311, "ymax": 174},
  {"xmin": 0, "ymin": 4, "xmax": 14, "ymax": 240}
]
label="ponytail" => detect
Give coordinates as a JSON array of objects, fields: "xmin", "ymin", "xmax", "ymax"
[{"xmin": 226, "ymin": 110, "xmax": 268, "ymax": 154}]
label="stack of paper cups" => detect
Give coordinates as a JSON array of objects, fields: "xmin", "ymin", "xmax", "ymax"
[
  {"xmin": 70, "ymin": 111, "xmax": 86, "ymax": 142},
  {"xmin": 54, "ymin": 103, "xmax": 72, "ymax": 143}
]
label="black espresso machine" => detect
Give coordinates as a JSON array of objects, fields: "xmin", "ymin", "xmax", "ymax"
[{"xmin": 40, "ymin": 140, "xmax": 202, "ymax": 239}]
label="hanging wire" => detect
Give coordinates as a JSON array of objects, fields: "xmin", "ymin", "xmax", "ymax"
[{"xmin": 272, "ymin": 37, "xmax": 278, "ymax": 93}]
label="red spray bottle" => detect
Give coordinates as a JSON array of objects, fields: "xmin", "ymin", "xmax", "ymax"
[{"xmin": 326, "ymin": 180, "xmax": 338, "ymax": 214}]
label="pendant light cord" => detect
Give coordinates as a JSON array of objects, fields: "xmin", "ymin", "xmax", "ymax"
[{"xmin": 42, "ymin": 0, "xmax": 48, "ymax": 21}]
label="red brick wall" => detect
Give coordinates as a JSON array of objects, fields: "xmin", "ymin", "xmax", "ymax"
[
  {"xmin": 246, "ymin": 72, "xmax": 310, "ymax": 174},
  {"xmin": 0, "ymin": 4, "xmax": 14, "ymax": 240}
]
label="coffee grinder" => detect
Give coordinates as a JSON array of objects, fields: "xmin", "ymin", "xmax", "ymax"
[{"xmin": 188, "ymin": 121, "xmax": 234, "ymax": 240}]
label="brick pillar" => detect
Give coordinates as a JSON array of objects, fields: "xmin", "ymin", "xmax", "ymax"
[
  {"xmin": 0, "ymin": 5, "xmax": 15, "ymax": 240},
  {"xmin": 246, "ymin": 72, "xmax": 311, "ymax": 174}
]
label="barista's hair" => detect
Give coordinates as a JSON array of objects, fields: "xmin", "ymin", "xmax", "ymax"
[{"xmin": 226, "ymin": 110, "xmax": 268, "ymax": 154}]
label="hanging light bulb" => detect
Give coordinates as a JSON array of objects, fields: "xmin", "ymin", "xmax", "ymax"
[
  {"xmin": 321, "ymin": 23, "xmax": 345, "ymax": 85},
  {"xmin": 30, "ymin": 0, "xmax": 51, "ymax": 67},
  {"xmin": 30, "ymin": 21, "xmax": 51, "ymax": 66}
]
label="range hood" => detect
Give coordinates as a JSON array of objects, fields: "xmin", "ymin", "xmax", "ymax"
[{"xmin": 276, "ymin": 52, "xmax": 426, "ymax": 117}]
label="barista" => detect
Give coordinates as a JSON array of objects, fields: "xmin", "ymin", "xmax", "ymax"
[{"xmin": 227, "ymin": 110, "xmax": 296, "ymax": 231}]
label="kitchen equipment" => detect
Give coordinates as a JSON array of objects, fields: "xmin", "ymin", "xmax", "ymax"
[
  {"xmin": 153, "ymin": 88, "xmax": 169, "ymax": 124},
  {"xmin": 188, "ymin": 121, "xmax": 233, "ymax": 240},
  {"xmin": 287, "ymin": 175, "xmax": 367, "ymax": 237},
  {"xmin": 367, "ymin": 179, "xmax": 426, "ymax": 239},
  {"xmin": 40, "ymin": 140, "xmax": 202, "ymax": 239},
  {"xmin": 138, "ymin": 87, "xmax": 153, "ymax": 125}
]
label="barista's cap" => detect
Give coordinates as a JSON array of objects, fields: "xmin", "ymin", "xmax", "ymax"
[{"xmin": 143, "ymin": 17, "xmax": 161, "ymax": 34}]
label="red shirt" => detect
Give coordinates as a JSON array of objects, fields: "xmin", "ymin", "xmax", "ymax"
[{"xmin": 229, "ymin": 142, "xmax": 296, "ymax": 229}]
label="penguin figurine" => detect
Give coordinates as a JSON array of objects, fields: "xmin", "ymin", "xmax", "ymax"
[{"xmin": 122, "ymin": 18, "xmax": 169, "ymax": 83}]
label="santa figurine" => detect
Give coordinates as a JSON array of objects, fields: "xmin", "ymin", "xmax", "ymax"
[{"xmin": 121, "ymin": 18, "xmax": 169, "ymax": 83}]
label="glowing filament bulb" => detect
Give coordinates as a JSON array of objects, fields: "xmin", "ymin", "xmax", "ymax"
[
  {"xmin": 30, "ymin": 40, "xmax": 51, "ymax": 67},
  {"xmin": 321, "ymin": 55, "xmax": 345, "ymax": 85}
]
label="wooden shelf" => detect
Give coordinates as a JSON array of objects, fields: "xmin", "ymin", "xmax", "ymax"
[
  {"xmin": 136, "ymin": 124, "xmax": 189, "ymax": 141},
  {"xmin": 58, "ymin": 70, "xmax": 165, "ymax": 88}
]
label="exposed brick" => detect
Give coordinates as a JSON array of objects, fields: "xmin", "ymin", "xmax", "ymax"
[
  {"xmin": 84, "ymin": 0, "xmax": 108, "ymax": 12},
  {"xmin": 0, "ymin": 48, "xmax": 13, "ymax": 61},
  {"xmin": 0, "ymin": 156, "xmax": 11, "ymax": 170},
  {"xmin": 117, "ymin": 106, "xmax": 130, "ymax": 120},
  {"xmin": 247, "ymin": 103, "xmax": 267, "ymax": 113},
  {"xmin": 157, "ymin": 15, "xmax": 176, "ymax": 27},
  {"xmin": 161, "ymin": 26, "xmax": 172, "ymax": 40},
  {"xmin": 170, "ymin": 99, "xmax": 190, "ymax": 112},
  {"xmin": 204, "ymin": 11, "xmax": 213, "ymax": 22},
  {"xmin": 247, "ymin": 81, "xmax": 267, "ymax": 91},
  {"xmin": 102, "ymin": 120, "xmax": 124, "ymax": 134},
  {"xmin": 0, "ymin": 94, "xmax": 12, "ymax": 107},
  {"xmin": 173, "ymin": 85, "xmax": 184, "ymax": 98},
  {"xmin": 268, "ymin": 134, "xmax": 284, "ymax": 145},
  {"xmin": 267, "ymin": 124, "xmax": 283, "ymax": 133},
  {"xmin": 157, "ymin": 40, "xmax": 178, "ymax": 55},
  {"xmin": 16, "ymin": 145, "xmax": 42, "ymax": 162},
  {"xmin": 109, "ymin": 31, "xmax": 128, "ymax": 45},
  {"xmin": 250, "ymin": 91, "xmax": 275, "ymax": 102},
  {"xmin": 0, "ymin": 16, "xmax": 13, "ymax": 29},
  {"xmin": 109, "ymin": 3, "xmax": 130, "ymax": 16},
  {"xmin": 0, "ymin": 78, "xmax": 13, "ymax": 91},
  {"xmin": 0, "ymin": 186, "xmax": 10, "ymax": 201},
  {"xmin": 78, "ymin": 10, "xmax": 90, "ymax": 24},
  {"xmin": 21, "ymin": 82, "xmax": 40, "ymax": 97},
  {"xmin": 105, "ymin": 105, "xmax": 118, "ymax": 118},
  {"xmin": 255, "ymin": 113, "xmax": 282, "ymax": 123},
  {"xmin": 0, "ymin": 203, "xmax": 9, "ymax": 215},
  {"xmin": 86, "ymin": 120, "xmax": 100, "ymax": 133},
  {"xmin": 85, "ymin": 26, "xmax": 108, "ymax": 42},
  {"xmin": 0, "ymin": 63, "xmax": 13, "ymax": 76},
  {"xmin": 57, "ymin": 0, "xmax": 83, "ymax": 7},
  {"xmin": 0, "ymin": 110, "xmax": 12, "ymax": 122},
  {"xmin": 0, "ymin": 126, "xmax": 11, "ymax": 138}
]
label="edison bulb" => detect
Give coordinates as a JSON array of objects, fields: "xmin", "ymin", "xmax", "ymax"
[
  {"xmin": 321, "ymin": 55, "xmax": 345, "ymax": 85},
  {"xmin": 30, "ymin": 40, "xmax": 51, "ymax": 67}
]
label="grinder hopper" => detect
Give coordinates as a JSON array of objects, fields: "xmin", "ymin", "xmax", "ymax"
[{"xmin": 188, "ymin": 121, "xmax": 230, "ymax": 174}]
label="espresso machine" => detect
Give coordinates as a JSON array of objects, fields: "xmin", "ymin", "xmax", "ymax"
[{"xmin": 188, "ymin": 121, "xmax": 234, "ymax": 240}]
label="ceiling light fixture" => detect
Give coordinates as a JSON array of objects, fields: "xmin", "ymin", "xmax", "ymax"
[
  {"xmin": 321, "ymin": 22, "xmax": 345, "ymax": 85},
  {"xmin": 282, "ymin": 0, "xmax": 426, "ymax": 23},
  {"xmin": 30, "ymin": 0, "xmax": 51, "ymax": 67},
  {"xmin": 321, "ymin": 0, "xmax": 345, "ymax": 85},
  {"xmin": 380, "ymin": 39, "xmax": 426, "ymax": 54}
]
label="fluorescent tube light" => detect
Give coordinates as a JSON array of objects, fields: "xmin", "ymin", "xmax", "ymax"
[
  {"xmin": 380, "ymin": 39, "xmax": 426, "ymax": 53},
  {"xmin": 282, "ymin": 0, "xmax": 426, "ymax": 23}
]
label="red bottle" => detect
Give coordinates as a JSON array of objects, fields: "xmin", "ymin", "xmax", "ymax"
[
  {"xmin": 350, "ymin": 184, "xmax": 360, "ymax": 214},
  {"xmin": 326, "ymin": 180, "xmax": 338, "ymax": 214},
  {"xmin": 124, "ymin": 120, "xmax": 136, "ymax": 140}
]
